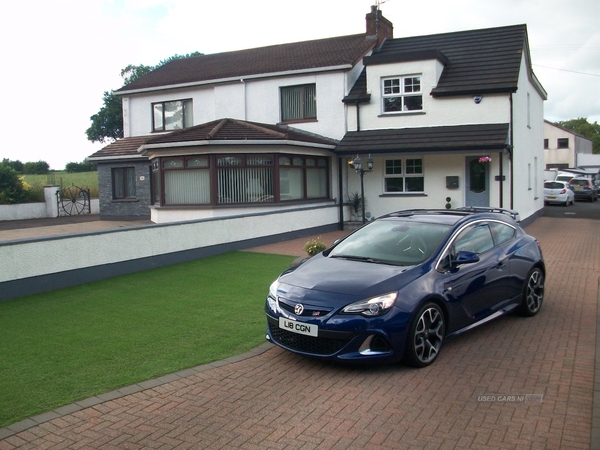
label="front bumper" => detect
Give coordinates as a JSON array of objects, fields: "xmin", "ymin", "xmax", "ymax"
[{"xmin": 265, "ymin": 312, "xmax": 407, "ymax": 363}]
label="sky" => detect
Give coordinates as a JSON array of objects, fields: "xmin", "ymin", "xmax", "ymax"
[{"xmin": 0, "ymin": 0, "xmax": 598, "ymax": 170}]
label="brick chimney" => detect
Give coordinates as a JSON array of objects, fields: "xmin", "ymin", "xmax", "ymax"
[{"xmin": 366, "ymin": 5, "xmax": 394, "ymax": 46}]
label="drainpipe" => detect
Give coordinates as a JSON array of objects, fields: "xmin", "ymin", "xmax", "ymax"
[
  {"xmin": 338, "ymin": 158, "xmax": 344, "ymax": 230},
  {"xmin": 509, "ymin": 94, "xmax": 514, "ymax": 209},
  {"xmin": 498, "ymin": 151, "xmax": 503, "ymax": 207}
]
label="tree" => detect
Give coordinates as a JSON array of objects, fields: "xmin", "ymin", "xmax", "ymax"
[
  {"xmin": 65, "ymin": 160, "xmax": 97, "ymax": 173},
  {"xmin": 22, "ymin": 161, "xmax": 50, "ymax": 175},
  {"xmin": 86, "ymin": 52, "xmax": 203, "ymax": 144},
  {"xmin": 1, "ymin": 158, "xmax": 24, "ymax": 173},
  {"xmin": 556, "ymin": 118, "xmax": 600, "ymax": 154}
]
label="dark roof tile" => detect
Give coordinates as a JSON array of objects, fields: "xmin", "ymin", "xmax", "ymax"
[
  {"xmin": 335, "ymin": 124, "xmax": 510, "ymax": 155},
  {"xmin": 363, "ymin": 25, "xmax": 528, "ymax": 97},
  {"xmin": 117, "ymin": 34, "xmax": 376, "ymax": 93}
]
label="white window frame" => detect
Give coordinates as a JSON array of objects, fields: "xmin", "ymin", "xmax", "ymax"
[
  {"xmin": 383, "ymin": 158, "xmax": 424, "ymax": 193},
  {"xmin": 381, "ymin": 75, "xmax": 423, "ymax": 114}
]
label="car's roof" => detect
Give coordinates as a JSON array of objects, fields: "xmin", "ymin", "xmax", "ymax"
[{"xmin": 379, "ymin": 208, "xmax": 519, "ymax": 225}]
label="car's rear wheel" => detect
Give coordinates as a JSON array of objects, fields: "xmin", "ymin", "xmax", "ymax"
[
  {"xmin": 403, "ymin": 302, "xmax": 445, "ymax": 368},
  {"xmin": 518, "ymin": 267, "xmax": 544, "ymax": 317}
]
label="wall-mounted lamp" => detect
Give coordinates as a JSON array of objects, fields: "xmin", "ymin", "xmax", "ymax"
[{"xmin": 352, "ymin": 154, "xmax": 374, "ymax": 223}]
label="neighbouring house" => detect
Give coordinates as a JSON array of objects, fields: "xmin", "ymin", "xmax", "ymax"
[
  {"xmin": 89, "ymin": 6, "xmax": 547, "ymax": 229},
  {"xmin": 544, "ymin": 120, "xmax": 593, "ymax": 170}
]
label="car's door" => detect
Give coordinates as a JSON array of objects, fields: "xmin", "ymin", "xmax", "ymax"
[{"xmin": 440, "ymin": 222, "xmax": 508, "ymax": 323}]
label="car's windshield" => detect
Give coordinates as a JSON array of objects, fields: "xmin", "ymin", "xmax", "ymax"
[
  {"xmin": 544, "ymin": 182, "xmax": 565, "ymax": 189},
  {"xmin": 570, "ymin": 179, "xmax": 589, "ymax": 187},
  {"xmin": 329, "ymin": 220, "xmax": 451, "ymax": 265}
]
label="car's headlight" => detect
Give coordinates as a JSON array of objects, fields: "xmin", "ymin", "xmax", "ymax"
[
  {"xmin": 269, "ymin": 279, "xmax": 280, "ymax": 299},
  {"xmin": 267, "ymin": 279, "xmax": 279, "ymax": 312},
  {"xmin": 341, "ymin": 292, "xmax": 398, "ymax": 317}
]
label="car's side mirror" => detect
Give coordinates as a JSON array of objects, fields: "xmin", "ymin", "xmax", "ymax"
[{"xmin": 452, "ymin": 250, "xmax": 480, "ymax": 266}]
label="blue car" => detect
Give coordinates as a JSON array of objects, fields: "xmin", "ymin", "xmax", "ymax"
[{"xmin": 265, "ymin": 208, "xmax": 545, "ymax": 367}]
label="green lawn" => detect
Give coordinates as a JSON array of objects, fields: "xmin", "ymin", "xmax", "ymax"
[
  {"xmin": 0, "ymin": 251, "xmax": 294, "ymax": 428},
  {"xmin": 23, "ymin": 171, "xmax": 99, "ymax": 198}
]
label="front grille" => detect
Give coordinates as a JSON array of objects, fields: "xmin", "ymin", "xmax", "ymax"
[
  {"xmin": 278, "ymin": 298, "xmax": 333, "ymax": 317},
  {"xmin": 268, "ymin": 323, "xmax": 351, "ymax": 356}
]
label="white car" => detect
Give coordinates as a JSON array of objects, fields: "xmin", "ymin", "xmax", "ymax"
[{"xmin": 544, "ymin": 181, "xmax": 574, "ymax": 206}]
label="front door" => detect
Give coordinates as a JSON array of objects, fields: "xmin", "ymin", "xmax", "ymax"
[{"xmin": 465, "ymin": 156, "xmax": 489, "ymax": 207}]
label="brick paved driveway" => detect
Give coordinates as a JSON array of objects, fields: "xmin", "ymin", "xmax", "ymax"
[{"xmin": 0, "ymin": 217, "xmax": 598, "ymax": 449}]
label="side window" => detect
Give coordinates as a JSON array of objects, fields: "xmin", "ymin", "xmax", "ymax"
[
  {"xmin": 453, "ymin": 224, "xmax": 494, "ymax": 254},
  {"xmin": 489, "ymin": 222, "xmax": 515, "ymax": 245},
  {"xmin": 112, "ymin": 167, "xmax": 136, "ymax": 199}
]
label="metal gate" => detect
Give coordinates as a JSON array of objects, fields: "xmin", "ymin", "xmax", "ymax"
[{"xmin": 56, "ymin": 185, "xmax": 91, "ymax": 216}]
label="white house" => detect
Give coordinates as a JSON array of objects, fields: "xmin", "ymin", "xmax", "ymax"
[{"xmin": 89, "ymin": 6, "xmax": 546, "ymax": 229}]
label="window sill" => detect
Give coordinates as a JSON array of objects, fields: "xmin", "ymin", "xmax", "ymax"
[
  {"xmin": 378, "ymin": 111, "xmax": 425, "ymax": 117},
  {"xmin": 380, "ymin": 193, "xmax": 428, "ymax": 197},
  {"xmin": 112, "ymin": 198, "xmax": 138, "ymax": 202},
  {"xmin": 278, "ymin": 118, "xmax": 318, "ymax": 125}
]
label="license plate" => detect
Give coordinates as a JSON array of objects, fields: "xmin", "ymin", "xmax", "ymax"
[
  {"xmin": 547, "ymin": 196, "xmax": 556, "ymax": 200},
  {"xmin": 279, "ymin": 317, "xmax": 318, "ymax": 337},
  {"xmin": 574, "ymin": 186, "xmax": 583, "ymax": 190}
]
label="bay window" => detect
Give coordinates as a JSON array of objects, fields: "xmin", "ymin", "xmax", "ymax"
[
  {"xmin": 152, "ymin": 153, "xmax": 328, "ymax": 206},
  {"xmin": 162, "ymin": 156, "xmax": 210, "ymax": 205}
]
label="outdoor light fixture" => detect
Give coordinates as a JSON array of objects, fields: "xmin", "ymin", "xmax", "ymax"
[{"xmin": 352, "ymin": 154, "xmax": 374, "ymax": 223}]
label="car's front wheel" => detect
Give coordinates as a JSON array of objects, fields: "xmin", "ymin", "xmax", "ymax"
[
  {"xmin": 403, "ymin": 302, "xmax": 445, "ymax": 368},
  {"xmin": 518, "ymin": 267, "xmax": 544, "ymax": 317}
]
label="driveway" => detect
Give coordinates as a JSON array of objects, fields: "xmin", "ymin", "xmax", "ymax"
[{"xmin": 0, "ymin": 216, "xmax": 599, "ymax": 449}]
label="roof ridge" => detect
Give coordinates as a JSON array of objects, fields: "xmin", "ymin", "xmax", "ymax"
[
  {"xmin": 207, "ymin": 119, "xmax": 229, "ymax": 139},
  {"xmin": 232, "ymin": 120, "xmax": 287, "ymax": 138}
]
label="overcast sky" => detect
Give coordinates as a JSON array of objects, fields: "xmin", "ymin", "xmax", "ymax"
[{"xmin": 1, "ymin": 0, "xmax": 598, "ymax": 170}]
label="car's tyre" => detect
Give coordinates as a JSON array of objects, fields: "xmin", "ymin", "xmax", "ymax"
[
  {"xmin": 402, "ymin": 302, "xmax": 445, "ymax": 368},
  {"xmin": 518, "ymin": 267, "xmax": 544, "ymax": 317}
]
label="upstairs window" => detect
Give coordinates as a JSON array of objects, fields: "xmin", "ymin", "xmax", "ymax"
[
  {"xmin": 382, "ymin": 76, "xmax": 423, "ymax": 113},
  {"xmin": 557, "ymin": 138, "xmax": 569, "ymax": 149},
  {"xmin": 153, "ymin": 99, "xmax": 193, "ymax": 131},
  {"xmin": 543, "ymin": 139, "xmax": 549, "ymax": 149},
  {"xmin": 384, "ymin": 158, "xmax": 424, "ymax": 193},
  {"xmin": 281, "ymin": 84, "xmax": 317, "ymax": 122}
]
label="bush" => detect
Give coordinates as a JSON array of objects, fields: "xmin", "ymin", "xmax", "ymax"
[
  {"xmin": 304, "ymin": 237, "xmax": 327, "ymax": 256},
  {"xmin": 0, "ymin": 165, "xmax": 31, "ymax": 204}
]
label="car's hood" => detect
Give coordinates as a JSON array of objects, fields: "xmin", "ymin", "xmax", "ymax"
[{"xmin": 278, "ymin": 253, "xmax": 417, "ymax": 299}]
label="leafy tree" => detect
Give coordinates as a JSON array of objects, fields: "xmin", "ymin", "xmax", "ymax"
[
  {"xmin": 1, "ymin": 158, "xmax": 24, "ymax": 173},
  {"xmin": 556, "ymin": 118, "xmax": 600, "ymax": 154},
  {"xmin": 65, "ymin": 160, "xmax": 97, "ymax": 173},
  {"xmin": 86, "ymin": 52, "xmax": 202, "ymax": 144},
  {"xmin": 22, "ymin": 161, "xmax": 50, "ymax": 175},
  {"xmin": 85, "ymin": 91, "xmax": 123, "ymax": 143},
  {"xmin": 0, "ymin": 165, "xmax": 30, "ymax": 204}
]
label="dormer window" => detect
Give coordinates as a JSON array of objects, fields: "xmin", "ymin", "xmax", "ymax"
[
  {"xmin": 382, "ymin": 76, "xmax": 422, "ymax": 113},
  {"xmin": 152, "ymin": 99, "xmax": 193, "ymax": 131}
]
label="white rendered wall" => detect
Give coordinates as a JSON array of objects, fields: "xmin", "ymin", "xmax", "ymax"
[
  {"xmin": 358, "ymin": 60, "xmax": 510, "ymax": 131},
  {"xmin": 124, "ymin": 71, "xmax": 349, "ymax": 140},
  {"xmin": 543, "ymin": 121, "xmax": 577, "ymax": 167},
  {"xmin": 0, "ymin": 205, "xmax": 339, "ymax": 284},
  {"xmin": 510, "ymin": 54, "xmax": 545, "ymax": 221}
]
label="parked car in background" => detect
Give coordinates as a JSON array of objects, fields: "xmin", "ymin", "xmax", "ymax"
[
  {"xmin": 543, "ymin": 181, "xmax": 574, "ymax": 206},
  {"xmin": 569, "ymin": 178, "xmax": 598, "ymax": 202},
  {"xmin": 265, "ymin": 208, "xmax": 545, "ymax": 368}
]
